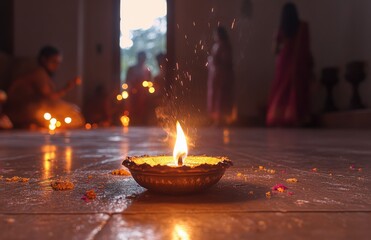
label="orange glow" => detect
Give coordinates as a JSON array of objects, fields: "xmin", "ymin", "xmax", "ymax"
[
  {"xmin": 122, "ymin": 91, "xmax": 129, "ymax": 99},
  {"xmin": 75, "ymin": 77, "xmax": 82, "ymax": 85},
  {"xmin": 44, "ymin": 112, "xmax": 51, "ymax": 120},
  {"xmin": 64, "ymin": 117, "xmax": 72, "ymax": 124},
  {"xmin": 56, "ymin": 121, "xmax": 62, "ymax": 128},
  {"xmin": 147, "ymin": 81, "xmax": 153, "ymax": 87},
  {"xmin": 42, "ymin": 145, "xmax": 56, "ymax": 180},
  {"xmin": 117, "ymin": 94, "xmax": 123, "ymax": 101},
  {"xmin": 142, "ymin": 80, "xmax": 149, "ymax": 87},
  {"xmin": 65, "ymin": 147, "xmax": 72, "ymax": 173},
  {"xmin": 173, "ymin": 121, "xmax": 188, "ymax": 165},
  {"xmin": 48, "ymin": 118, "xmax": 57, "ymax": 131},
  {"xmin": 120, "ymin": 115, "xmax": 130, "ymax": 127},
  {"xmin": 173, "ymin": 224, "xmax": 190, "ymax": 240},
  {"xmin": 122, "ymin": 83, "xmax": 128, "ymax": 89},
  {"xmin": 49, "ymin": 124, "xmax": 56, "ymax": 131},
  {"xmin": 148, "ymin": 87, "xmax": 155, "ymax": 93},
  {"xmin": 50, "ymin": 118, "xmax": 57, "ymax": 125},
  {"xmin": 223, "ymin": 129, "xmax": 230, "ymax": 144},
  {"xmin": 85, "ymin": 123, "xmax": 92, "ymax": 130}
]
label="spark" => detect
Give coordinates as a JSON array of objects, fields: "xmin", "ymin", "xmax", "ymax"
[{"xmin": 231, "ymin": 18, "xmax": 236, "ymax": 29}]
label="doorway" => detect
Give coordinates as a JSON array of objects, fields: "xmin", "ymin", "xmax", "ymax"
[{"xmin": 120, "ymin": 0, "xmax": 167, "ymax": 84}]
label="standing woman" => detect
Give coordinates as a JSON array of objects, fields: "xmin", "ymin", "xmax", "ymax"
[
  {"xmin": 207, "ymin": 26, "xmax": 235, "ymax": 126},
  {"xmin": 266, "ymin": 2, "xmax": 313, "ymax": 127}
]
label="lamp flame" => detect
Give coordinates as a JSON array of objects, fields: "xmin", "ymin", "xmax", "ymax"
[{"xmin": 173, "ymin": 121, "xmax": 188, "ymax": 166}]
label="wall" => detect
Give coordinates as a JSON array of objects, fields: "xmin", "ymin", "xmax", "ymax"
[
  {"xmin": 13, "ymin": 0, "xmax": 120, "ymax": 108},
  {"xmin": 347, "ymin": 0, "xmax": 371, "ymax": 109},
  {"xmin": 14, "ymin": 0, "xmax": 84, "ymax": 105},
  {"xmin": 83, "ymin": 0, "xmax": 120, "ymax": 104}
]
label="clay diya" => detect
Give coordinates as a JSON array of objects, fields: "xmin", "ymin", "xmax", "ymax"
[{"xmin": 123, "ymin": 121, "xmax": 232, "ymax": 194}]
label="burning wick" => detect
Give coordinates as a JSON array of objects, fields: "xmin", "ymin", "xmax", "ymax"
[
  {"xmin": 177, "ymin": 154, "xmax": 186, "ymax": 166},
  {"xmin": 173, "ymin": 121, "xmax": 188, "ymax": 166}
]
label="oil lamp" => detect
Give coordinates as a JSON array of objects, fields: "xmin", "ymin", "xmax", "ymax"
[{"xmin": 122, "ymin": 121, "xmax": 232, "ymax": 194}]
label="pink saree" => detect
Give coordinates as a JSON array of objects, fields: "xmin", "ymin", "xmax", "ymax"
[{"xmin": 266, "ymin": 22, "xmax": 312, "ymax": 127}]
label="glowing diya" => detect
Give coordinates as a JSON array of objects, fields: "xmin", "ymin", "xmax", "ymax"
[{"xmin": 122, "ymin": 121, "xmax": 232, "ymax": 194}]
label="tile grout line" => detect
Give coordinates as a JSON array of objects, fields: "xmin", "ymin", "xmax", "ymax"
[{"xmin": 1, "ymin": 210, "xmax": 371, "ymax": 215}]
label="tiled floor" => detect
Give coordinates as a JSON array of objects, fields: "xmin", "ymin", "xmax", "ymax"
[{"xmin": 0, "ymin": 127, "xmax": 370, "ymax": 239}]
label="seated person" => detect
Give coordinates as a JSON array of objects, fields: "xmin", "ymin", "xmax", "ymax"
[{"xmin": 5, "ymin": 46, "xmax": 84, "ymax": 129}]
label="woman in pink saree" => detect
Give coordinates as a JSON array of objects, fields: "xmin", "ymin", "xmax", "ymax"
[{"xmin": 266, "ymin": 3, "xmax": 313, "ymax": 127}]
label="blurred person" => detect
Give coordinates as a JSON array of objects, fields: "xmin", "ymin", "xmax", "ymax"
[
  {"xmin": 151, "ymin": 52, "xmax": 167, "ymax": 123},
  {"xmin": 266, "ymin": 2, "xmax": 313, "ymax": 127},
  {"xmin": 125, "ymin": 51, "xmax": 152, "ymax": 125},
  {"xmin": 153, "ymin": 52, "xmax": 167, "ymax": 97},
  {"xmin": 207, "ymin": 26, "xmax": 235, "ymax": 126},
  {"xmin": 5, "ymin": 45, "xmax": 84, "ymax": 128},
  {"xmin": 83, "ymin": 84, "xmax": 112, "ymax": 127}
]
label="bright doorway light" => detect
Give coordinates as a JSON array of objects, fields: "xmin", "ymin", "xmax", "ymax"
[{"xmin": 120, "ymin": 0, "xmax": 167, "ymax": 82}]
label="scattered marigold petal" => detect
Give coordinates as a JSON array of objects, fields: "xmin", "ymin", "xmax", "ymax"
[
  {"xmin": 266, "ymin": 191, "xmax": 271, "ymax": 199},
  {"xmin": 111, "ymin": 169, "xmax": 131, "ymax": 176},
  {"xmin": 81, "ymin": 196, "xmax": 89, "ymax": 203},
  {"xmin": 5, "ymin": 176, "xmax": 29, "ymax": 183},
  {"xmin": 20, "ymin": 178, "xmax": 30, "ymax": 182},
  {"xmin": 51, "ymin": 180, "xmax": 74, "ymax": 190},
  {"xmin": 312, "ymin": 168, "xmax": 318, "ymax": 172},
  {"xmin": 272, "ymin": 184, "xmax": 288, "ymax": 191},
  {"xmin": 237, "ymin": 172, "xmax": 243, "ymax": 177},
  {"xmin": 84, "ymin": 189, "xmax": 97, "ymax": 200},
  {"xmin": 286, "ymin": 178, "xmax": 298, "ymax": 183},
  {"xmin": 259, "ymin": 166, "xmax": 264, "ymax": 170}
]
